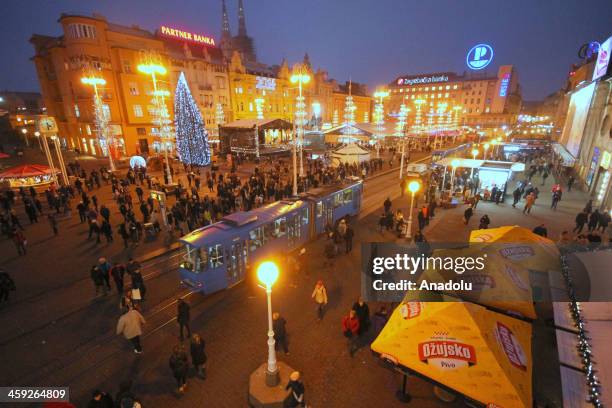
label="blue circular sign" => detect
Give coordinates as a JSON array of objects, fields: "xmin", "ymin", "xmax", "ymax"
[{"xmin": 466, "ymin": 44, "xmax": 494, "ymax": 70}]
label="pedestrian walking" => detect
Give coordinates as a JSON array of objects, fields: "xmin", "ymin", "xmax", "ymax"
[
  {"xmin": 177, "ymin": 298, "xmax": 191, "ymax": 341},
  {"xmin": 523, "ymin": 192, "xmax": 535, "ymax": 214},
  {"xmin": 598, "ymin": 210, "xmax": 610, "ymax": 232},
  {"xmin": 342, "ymin": 309, "xmax": 360, "ymax": 357},
  {"xmin": 311, "ymin": 280, "xmax": 328, "ymax": 320},
  {"xmin": 568, "ymin": 175, "xmax": 575, "ymax": 191},
  {"xmin": 190, "ymin": 334, "xmax": 207, "ymax": 379},
  {"xmin": 284, "ymin": 371, "xmax": 306, "ymax": 407},
  {"xmin": 463, "ymin": 206, "xmax": 474, "ymax": 225},
  {"xmin": 11, "ymin": 228, "xmax": 26, "ymax": 256},
  {"xmin": 352, "ymin": 297, "xmax": 370, "ymax": 335},
  {"xmin": 116, "ymin": 307, "xmax": 145, "ymax": 354},
  {"xmin": 344, "ymin": 224, "xmax": 354, "ymax": 253},
  {"xmin": 0, "ymin": 271, "xmax": 16, "ymax": 302},
  {"xmin": 98, "ymin": 257, "xmax": 112, "ymax": 291},
  {"xmin": 169, "ymin": 344, "xmax": 189, "ymax": 393},
  {"xmin": 574, "ymin": 211, "xmax": 588, "ymax": 234},
  {"xmin": 551, "ymin": 190, "xmax": 561, "ymax": 210},
  {"xmin": 87, "ymin": 389, "xmax": 114, "ymax": 408},
  {"xmin": 47, "ymin": 213, "xmax": 58, "ymax": 235},
  {"xmin": 130, "ymin": 270, "xmax": 146, "ymax": 302},
  {"xmin": 90, "ymin": 265, "xmax": 107, "ymax": 296},
  {"xmin": 588, "ymin": 209, "xmax": 600, "ymax": 232},
  {"xmin": 110, "ymin": 263, "xmax": 126, "ymax": 297},
  {"xmin": 273, "ymin": 312, "xmax": 289, "ymax": 355}
]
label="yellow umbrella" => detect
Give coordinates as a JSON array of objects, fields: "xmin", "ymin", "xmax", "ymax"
[
  {"xmin": 418, "ymin": 248, "xmax": 536, "ymax": 319},
  {"xmin": 469, "ymin": 226, "xmax": 560, "ymax": 272},
  {"xmin": 372, "ymin": 302, "xmax": 532, "ymax": 407}
]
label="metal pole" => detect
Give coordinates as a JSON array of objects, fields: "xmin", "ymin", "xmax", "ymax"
[
  {"xmin": 406, "ymin": 191, "xmax": 415, "ymax": 239},
  {"xmin": 298, "ymin": 80, "xmax": 304, "ymax": 177},
  {"xmin": 41, "ymin": 135, "xmax": 58, "ymax": 185},
  {"xmin": 399, "ymin": 127, "xmax": 406, "ymax": 179},
  {"xmin": 152, "ymin": 71, "xmax": 173, "ymax": 185},
  {"xmin": 441, "ymin": 166, "xmax": 447, "ymax": 192},
  {"xmin": 450, "ymin": 167, "xmax": 456, "ymax": 195},
  {"xmin": 292, "ymin": 125, "xmax": 298, "ymax": 197},
  {"xmin": 52, "ymin": 136, "xmax": 69, "ymax": 185},
  {"xmin": 265, "ymin": 285, "xmax": 279, "ymax": 386}
]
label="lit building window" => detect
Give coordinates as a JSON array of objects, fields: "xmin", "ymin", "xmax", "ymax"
[
  {"xmin": 445, "ymin": 85, "xmax": 450, "ymax": 90},
  {"xmin": 67, "ymin": 23, "xmax": 97, "ymax": 40},
  {"xmin": 249, "ymin": 102, "xmax": 253, "ymax": 111},
  {"xmin": 453, "ymin": 85, "xmax": 458, "ymax": 89},
  {"xmin": 424, "ymin": 87, "xmax": 429, "ymax": 91},
  {"xmin": 129, "ymin": 82, "xmax": 139, "ymax": 96},
  {"xmin": 438, "ymin": 93, "xmax": 442, "ymax": 98},
  {"xmin": 444, "ymin": 93, "xmax": 449, "ymax": 98},
  {"xmin": 74, "ymin": 104, "xmax": 80, "ymax": 118},
  {"xmin": 123, "ymin": 61, "xmax": 132, "ymax": 74},
  {"xmin": 133, "ymin": 105, "xmax": 143, "ymax": 117}
]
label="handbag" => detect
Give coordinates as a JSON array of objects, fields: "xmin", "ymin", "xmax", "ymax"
[{"xmin": 131, "ymin": 288, "xmax": 142, "ymax": 300}]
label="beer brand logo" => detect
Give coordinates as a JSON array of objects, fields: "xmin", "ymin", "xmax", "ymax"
[
  {"xmin": 467, "ymin": 44, "xmax": 494, "ymax": 70},
  {"xmin": 498, "ymin": 245, "xmax": 535, "ymax": 260},
  {"xmin": 495, "ymin": 322, "xmax": 527, "ymax": 370},
  {"xmin": 418, "ymin": 340, "xmax": 476, "ymax": 370},
  {"xmin": 462, "ymin": 273, "xmax": 495, "ymax": 290},
  {"xmin": 400, "ymin": 302, "xmax": 421, "ymax": 319},
  {"xmin": 471, "ymin": 233, "xmax": 493, "ymax": 242},
  {"xmin": 503, "ymin": 264, "xmax": 528, "ymax": 291}
]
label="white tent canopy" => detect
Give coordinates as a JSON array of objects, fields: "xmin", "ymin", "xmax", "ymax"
[{"xmin": 331, "ymin": 143, "xmax": 371, "ymax": 166}]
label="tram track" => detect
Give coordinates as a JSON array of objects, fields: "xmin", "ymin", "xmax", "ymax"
[{"xmin": 0, "ymin": 250, "xmax": 182, "ymax": 348}]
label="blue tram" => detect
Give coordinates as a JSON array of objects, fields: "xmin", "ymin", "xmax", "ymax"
[
  {"xmin": 431, "ymin": 143, "xmax": 472, "ymax": 162},
  {"xmin": 178, "ymin": 179, "xmax": 363, "ymax": 293}
]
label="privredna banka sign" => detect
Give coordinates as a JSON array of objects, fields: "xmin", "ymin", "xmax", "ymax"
[
  {"xmin": 160, "ymin": 26, "xmax": 216, "ymax": 46},
  {"xmin": 418, "ymin": 340, "xmax": 477, "ymax": 370}
]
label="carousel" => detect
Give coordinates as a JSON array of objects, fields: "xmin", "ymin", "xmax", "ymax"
[{"xmin": 0, "ymin": 164, "xmax": 59, "ymax": 189}]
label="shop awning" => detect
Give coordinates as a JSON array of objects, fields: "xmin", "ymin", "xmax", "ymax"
[
  {"xmin": 0, "ymin": 164, "xmax": 58, "ymax": 179},
  {"xmin": 372, "ymin": 302, "xmax": 532, "ymax": 407}
]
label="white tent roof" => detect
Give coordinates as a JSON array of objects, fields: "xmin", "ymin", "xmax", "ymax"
[
  {"xmin": 223, "ymin": 118, "xmax": 290, "ymax": 128},
  {"xmin": 333, "ymin": 143, "xmax": 371, "ymax": 156}
]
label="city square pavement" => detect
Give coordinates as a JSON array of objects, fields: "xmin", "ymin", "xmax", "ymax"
[{"xmin": 0, "ymin": 147, "xmax": 595, "ymax": 407}]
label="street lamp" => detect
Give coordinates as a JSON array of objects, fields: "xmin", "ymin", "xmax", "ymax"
[
  {"xmin": 138, "ymin": 62, "xmax": 172, "ymax": 185},
  {"xmin": 483, "ymin": 143, "xmax": 490, "ymax": 160},
  {"xmin": 257, "ymin": 261, "xmax": 280, "ymax": 386},
  {"xmin": 290, "ymin": 64, "xmax": 311, "ymax": 194},
  {"xmin": 450, "ymin": 158, "xmax": 460, "ymax": 195},
  {"xmin": 470, "ymin": 148, "xmax": 479, "ymax": 178},
  {"xmin": 81, "ymin": 76, "xmax": 116, "ymax": 172},
  {"xmin": 405, "ymin": 180, "xmax": 421, "ymax": 240}
]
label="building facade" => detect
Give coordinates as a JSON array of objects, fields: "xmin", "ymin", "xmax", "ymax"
[{"xmin": 386, "ymin": 65, "xmax": 521, "ymax": 134}]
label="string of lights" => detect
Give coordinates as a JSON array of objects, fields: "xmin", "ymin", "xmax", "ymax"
[
  {"xmin": 174, "ymin": 72, "xmax": 211, "ymax": 166},
  {"xmin": 560, "ymin": 253, "xmax": 603, "ymax": 407}
]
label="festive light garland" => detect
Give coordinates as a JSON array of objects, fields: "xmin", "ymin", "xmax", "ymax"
[
  {"xmin": 174, "ymin": 72, "xmax": 211, "ymax": 166},
  {"xmin": 559, "ymin": 252, "xmax": 603, "ymax": 407}
]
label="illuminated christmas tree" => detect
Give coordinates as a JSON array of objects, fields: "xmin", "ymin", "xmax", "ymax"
[{"xmin": 174, "ymin": 72, "xmax": 210, "ymax": 166}]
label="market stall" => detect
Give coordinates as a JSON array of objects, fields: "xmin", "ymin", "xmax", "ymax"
[
  {"xmin": 0, "ymin": 164, "xmax": 59, "ymax": 189},
  {"xmin": 372, "ymin": 301, "xmax": 533, "ymax": 407},
  {"xmin": 330, "ymin": 143, "xmax": 371, "ymax": 166}
]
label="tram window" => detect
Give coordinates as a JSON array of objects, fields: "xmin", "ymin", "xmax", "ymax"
[
  {"xmin": 301, "ymin": 208, "xmax": 309, "ymax": 225},
  {"xmin": 343, "ymin": 189, "xmax": 353, "ymax": 203},
  {"xmin": 196, "ymin": 247, "xmax": 209, "ymax": 273},
  {"xmin": 334, "ymin": 193, "xmax": 342, "ymax": 208},
  {"xmin": 264, "ymin": 223, "xmax": 275, "ymax": 240},
  {"xmin": 316, "ymin": 202, "xmax": 323, "ymax": 218},
  {"xmin": 274, "ymin": 217, "xmax": 287, "ymax": 237},
  {"xmin": 209, "ymin": 244, "xmax": 224, "ymax": 268},
  {"xmin": 249, "ymin": 227, "xmax": 264, "ymax": 251}
]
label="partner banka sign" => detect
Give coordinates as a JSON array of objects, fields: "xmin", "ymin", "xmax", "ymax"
[
  {"xmin": 466, "ymin": 43, "xmax": 494, "ymax": 70},
  {"xmin": 396, "ymin": 75, "xmax": 449, "ymax": 86}
]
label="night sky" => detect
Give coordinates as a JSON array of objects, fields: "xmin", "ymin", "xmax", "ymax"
[{"xmin": 1, "ymin": 0, "xmax": 611, "ymax": 100}]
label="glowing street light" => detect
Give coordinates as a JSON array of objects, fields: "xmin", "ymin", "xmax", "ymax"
[
  {"xmin": 290, "ymin": 64, "xmax": 311, "ymax": 193},
  {"xmin": 257, "ymin": 261, "xmax": 280, "ymax": 386},
  {"xmin": 81, "ymin": 76, "xmax": 115, "ymax": 171},
  {"xmin": 405, "ymin": 180, "xmax": 421, "ymax": 240},
  {"xmin": 483, "ymin": 142, "xmax": 490, "ymax": 160},
  {"xmin": 138, "ymin": 61, "xmax": 172, "ymax": 184}
]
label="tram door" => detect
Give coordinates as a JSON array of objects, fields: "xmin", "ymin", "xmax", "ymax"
[
  {"xmin": 324, "ymin": 198, "xmax": 334, "ymax": 226},
  {"xmin": 287, "ymin": 214, "xmax": 301, "ymax": 249},
  {"xmin": 227, "ymin": 240, "xmax": 248, "ymax": 287}
]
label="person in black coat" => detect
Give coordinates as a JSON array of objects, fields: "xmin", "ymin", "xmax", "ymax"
[
  {"xmin": 177, "ymin": 298, "xmax": 191, "ymax": 341},
  {"xmin": 273, "ymin": 312, "xmax": 289, "ymax": 354},
  {"xmin": 130, "ymin": 270, "xmax": 146, "ymax": 301},
  {"xmin": 190, "ymin": 333, "xmax": 207, "ymax": 378},
  {"xmin": 87, "ymin": 389, "xmax": 114, "ymax": 408},
  {"xmin": 169, "ymin": 345, "xmax": 189, "ymax": 393},
  {"xmin": 574, "ymin": 211, "xmax": 588, "ymax": 233},
  {"xmin": 352, "ymin": 297, "xmax": 370, "ymax": 335},
  {"xmin": 532, "ymin": 224, "xmax": 548, "ymax": 238},
  {"xmin": 284, "ymin": 371, "xmax": 305, "ymax": 408}
]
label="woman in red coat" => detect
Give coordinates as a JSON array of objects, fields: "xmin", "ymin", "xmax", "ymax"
[{"xmin": 342, "ymin": 309, "xmax": 360, "ymax": 357}]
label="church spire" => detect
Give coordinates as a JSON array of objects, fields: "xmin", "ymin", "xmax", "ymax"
[
  {"xmin": 221, "ymin": 0, "xmax": 231, "ymax": 37},
  {"xmin": 238, "ymin": 0, "xmax": 247, "ymax": 36}
]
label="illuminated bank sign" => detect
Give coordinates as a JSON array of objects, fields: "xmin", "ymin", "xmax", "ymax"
[
  {"xmin": 466, "ymin": 44, "xmax": 494, "ymax": 70},
  {"xmin": 593, "ymin": 36, "xmax": 612, "ymax": 81},
  {"xmin": 396, "ymin": 75, "xmax": 449, "ymax": 86},
  {"xmin": 256, "ymin": 76, "xmax": 276, "ymax": 91},
  {"xmin": 499, "ymin": 73, "xmax": 511, "ymax": 97},
  {"xmin": 160, "ymin": 26, "xmax": 215, "ymax": 46}
]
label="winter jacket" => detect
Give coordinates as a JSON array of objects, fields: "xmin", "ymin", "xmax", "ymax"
[
  {"xmin": 190, "ymin": 340, "xmax": 207, "ymax": 365},
  {"xmin": 311, "ymin": 286, "xmax": 328, "ymax": 305},
  {"xmin": 342, "ymin": 315, "xmax": 360, "ymax": 336},
  {"xmin": 177, "ymin": 301, "xmax": 190, "ymax": 324},
  {"xmin": 169, "ymin": 351, "xmax": 189, "ymax": 377},
  {"xmin": 116, "ymin": 309, "xmax": 146, "ymax": 339}
]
